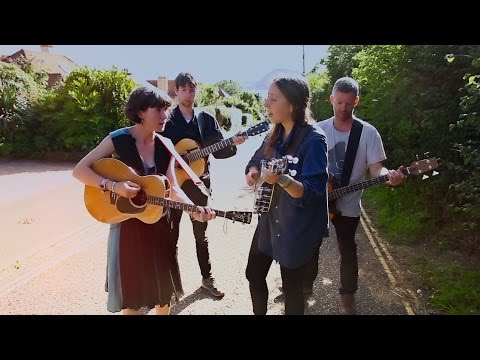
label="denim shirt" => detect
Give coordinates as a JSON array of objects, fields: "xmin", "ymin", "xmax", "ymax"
[{"xmin": 245, "ymin": 124, "xmax": 329, "ymax": 269}]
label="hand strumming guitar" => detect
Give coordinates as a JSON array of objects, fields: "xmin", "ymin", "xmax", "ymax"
[
  {"xmin": 111, "ymin": 180, "xmax": 141, "ymax": 198},
  {"xmin": 246, "ymin": 166, "xmax": 260, "ymax": 186}
]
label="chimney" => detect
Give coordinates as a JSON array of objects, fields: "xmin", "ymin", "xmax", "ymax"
[
  {"xmin": 40, "ymin": 45, "xmax": 53, "ymax": 53},
  {"xmin": 157, "ymin": 76, "xmax": 168, "ymax": 93}
]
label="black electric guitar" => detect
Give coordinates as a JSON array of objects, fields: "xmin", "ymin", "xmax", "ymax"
[
  {"xmin": 328, "ymin": 157, "xmax": 440, "ymax": 219},
  {"xmin": 84, "ymin": 158, "xmax": 252, "ymax": 224},
  {"xmin": 175, "ymin": 121, "xmax": 270, "ymax": 186}
]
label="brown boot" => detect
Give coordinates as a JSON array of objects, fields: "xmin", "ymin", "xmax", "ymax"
[{"xmin": 339, "ymin": 294, "xmax": 356, "ymax": 315}]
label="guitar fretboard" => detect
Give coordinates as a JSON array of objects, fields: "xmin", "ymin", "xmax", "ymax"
[
  {"xmin": 146, "ymin": 194, "xmax": 229, "ymax": 218},
  {"xmin": 186, "ymin": 137, "xmax": 237, "ymax": 162},
  {"xmin": 328, "ymin": 167, "xmax": 410, "ymax": 201}
]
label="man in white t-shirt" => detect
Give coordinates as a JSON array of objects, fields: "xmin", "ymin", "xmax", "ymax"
[{"xmin": 310, "ymin": 77, "xmax": 405, "ymax": 315}]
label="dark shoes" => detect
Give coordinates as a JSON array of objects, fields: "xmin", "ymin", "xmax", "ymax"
[
  {"xmin": 339, "ymin": 294, "xmax": 356, "ymax": 315},
  {"xmin": 202, "ymin": 277, "xmax": 225, "ymax": 298}
]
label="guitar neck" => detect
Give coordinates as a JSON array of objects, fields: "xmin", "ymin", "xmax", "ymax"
[
  {"xmin": 185, "ymin": 132, "xmax": 245, "ymax": 162},
  {"xmin": 146, "ymin": 194, "xmax": 230, "ymax": 218},
  {"xmin": 328, "ymin": 167, "xmax": 410, "ymax": 201}
]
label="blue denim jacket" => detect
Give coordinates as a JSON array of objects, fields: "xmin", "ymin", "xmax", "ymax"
[{"xmin": 246, "ymin": 124, "xmax": 329, "ymax": 269}]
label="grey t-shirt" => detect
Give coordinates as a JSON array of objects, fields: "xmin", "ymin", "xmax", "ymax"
[{"xmin": 315, "ymin": 116, "xmax": 386, "ymax": 217}]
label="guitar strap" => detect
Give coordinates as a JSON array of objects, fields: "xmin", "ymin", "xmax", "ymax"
[
  {"xmin": 195, "ymin": 108, "xmax": 207, "ymax": 144},
  {"xmin": 340, "ymin": 119, "xmax": 363, "ymax": 187},
  {"xmin": 156, "ymin": 134, "xmax": 212, "ymax": 197}
]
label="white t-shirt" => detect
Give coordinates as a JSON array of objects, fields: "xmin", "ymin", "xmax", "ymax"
[{"xmin": 315, "ymin": 116, "xmax": 386, "ymax": 217}]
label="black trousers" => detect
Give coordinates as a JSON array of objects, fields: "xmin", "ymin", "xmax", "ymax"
[
  {"xmin": 304, "ymin": 214, "xmax": 360, "ymax": 295},
  {"xmin": 245, "ymin": 227, "xmax": 312, "ymax": 315},
  {"xmin": 170, "ymin": 178, "xmax": 212, "ymax": 280}
]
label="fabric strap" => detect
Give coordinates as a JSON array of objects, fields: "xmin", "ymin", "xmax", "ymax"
[
  {"xmin": 195, "ymin": 109, "xmax": 206, "ymax": 143},
  {"xmin": 340, "ymin": 119, "xmax": 363, "ymax": 187},
  {"xmin": 156, "ymin": 134, "xmax": 211, "ymax": 197}
]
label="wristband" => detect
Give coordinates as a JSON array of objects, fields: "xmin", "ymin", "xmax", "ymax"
[{"xmin": 277, "ymin": 175, "xmax": 293, "ymax": 189}]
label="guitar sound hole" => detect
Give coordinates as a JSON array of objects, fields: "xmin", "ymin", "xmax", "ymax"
[{"xmin": 131, "ymin": 189, "xmax": 147, "ymax": 206}]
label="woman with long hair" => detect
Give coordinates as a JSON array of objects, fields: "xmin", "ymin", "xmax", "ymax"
[{"xmin": 244, "ymin": 77, "xmax": 329, "ymax": 315}]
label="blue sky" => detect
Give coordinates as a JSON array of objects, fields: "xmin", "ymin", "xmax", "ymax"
[{"xmin": 0, "ymin": 45, "xmax": 329, "ymax": 88}]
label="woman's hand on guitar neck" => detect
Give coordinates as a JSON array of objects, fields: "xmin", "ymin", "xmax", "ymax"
[
  {"xmin": 246, "ymin": 167, "xmax": 260, "ymax": 186},
  {"xmin": 112, "ymin": 180, "xmax": 141, "ymax": 198}
]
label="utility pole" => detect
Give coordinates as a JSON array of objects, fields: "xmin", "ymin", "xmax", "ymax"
[{"xmin": 302, "ymin": 45, "xmax": 305, "ymax": 76}]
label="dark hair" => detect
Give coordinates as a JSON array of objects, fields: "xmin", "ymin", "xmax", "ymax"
[
  {"xmin": 332, "ymin": 76, "xmax": 359, "ymax": 96},
  {"xmin": 124, "ymin": 87, "xmax": 172, "ymax": 124},
  {"xmin": 265, "ymin": 77, "xmax": 311, "ymax": 158},
  {"xmin": 175, "ymin": 72, "xmax": 197, "ymax": 89}
]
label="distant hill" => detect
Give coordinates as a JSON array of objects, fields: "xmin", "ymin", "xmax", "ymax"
[{"xmin": 244, "ymin": 68, "xmax": 304, "ymax": 96}]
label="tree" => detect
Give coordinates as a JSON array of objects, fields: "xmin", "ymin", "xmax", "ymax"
[
  {"xmin": 196, "ymin": 84, "xmax": 221, "ymax": 107},
  {"xmin": 0, "ymin": 63, "xmax": 47, "ymax": 155},
  {"xmin": 307, "ymin": 72, "xmax": 331, "ymax": 121},
  {"xmin": 321, "ymin": 45, "xmax": 367, "ymax": 82},
  {"xmin": 214, "ymin": 80, "xmax": 243, "ymax": 96}
]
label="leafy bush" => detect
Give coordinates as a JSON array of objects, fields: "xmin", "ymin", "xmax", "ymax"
[
  {"xmin": 349, "ymin": 45, "xmax": 480, "ymax": 252},
  {"xmin": 199, "ymin": 105, "xmax": 232, "ymax": 131},
  {"xmin": 16, "ymin": 66, "xmax": 137, "ymax": 157},
  {"xmin": 307, "ymin": 72, "xmax": 331, "ymax": 121},
  {"xmin": 0, "ymin": 63, "xmax": 47, "ymax": 154},
  {"xmin": 196, "ymin": 84, "xmax": 221, "ymax": 106},
  {"xmin": 198, "ymin": 82, "xmax": 266, "ymax": 122},
  {"xmin": 214, "ymin": 80, "xmax": 242, "ymax": 95},
  {"xmin": 448, "ymin": 54, "xmax": 480, "ymax": 251}
]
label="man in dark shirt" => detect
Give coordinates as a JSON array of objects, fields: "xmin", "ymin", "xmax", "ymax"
[{"xmin": 162, "ymin": 72, "xmax": 246, "ymax": 298}]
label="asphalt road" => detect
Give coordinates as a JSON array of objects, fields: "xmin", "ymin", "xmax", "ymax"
[{"xmin": 0, "ymin": 128, "xmax": 420, "ymax": 315}]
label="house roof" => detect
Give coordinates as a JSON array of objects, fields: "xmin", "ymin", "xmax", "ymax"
[
  {"xmin": 5, "ymin": 49, "xmax": 78, "ymax": 77},
  {"xmin": 147, "ymin": 79, "xmax": 177, "ymax": 98}
]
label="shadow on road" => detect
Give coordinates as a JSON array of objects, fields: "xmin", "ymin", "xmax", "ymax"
[{"xmin": 170, "ymin": 287, "xmax": 224, "ymax": 315}]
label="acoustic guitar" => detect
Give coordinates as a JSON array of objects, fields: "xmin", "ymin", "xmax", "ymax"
[
  {"xmin": 328, "ymin": 157, "xmax": 440, "ymax": 219},
  {"xmin": 84, "ymin": 158, "xmax": 252, "ymax": 225},
  {"xmin": 175, "ymin": 121, "xmax": 270, "ymax": 186}
]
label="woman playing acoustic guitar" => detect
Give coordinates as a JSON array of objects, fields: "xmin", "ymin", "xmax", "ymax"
[{"xmin": 72, "ymin": 87, "xmax": 215, "ymax": 315}]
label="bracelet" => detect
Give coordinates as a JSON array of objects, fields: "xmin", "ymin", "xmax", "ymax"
[
  {"xmin": 100, "ymin": 178, "xmax": 108, "ymax": 191},
  {"xmin": 281, "ymin": 178, "xmax": 293, "ymax": 189},
  {"xmin": 277, "ymin": 175, "xmax": 293, "ymax": 189},
  {"xmin": 111, "ymin": 181, "xmax": 117, "ymax": 194}
]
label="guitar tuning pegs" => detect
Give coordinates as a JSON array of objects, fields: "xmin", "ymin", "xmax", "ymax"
[
  {"xmin": 288, "ymin": 169, "xmax": 297, "ymax": 177},
  {"xmin": 285, "ymin": 155, "xmax": 299, "ymax": 164},
  {"xmin": 416, "ymin": 154, "xmax": 419, "ymax": 161},
  {"xmin": 432, "ymin": 170, "xmax": 439, "ymax": 176},
  {"xmin": 422, "ymin": 174, "xmax": 429, "ymax": 180},
  {"xmin": 423, "ymin": 152, "xmax": 430, "ymax": 158}
]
